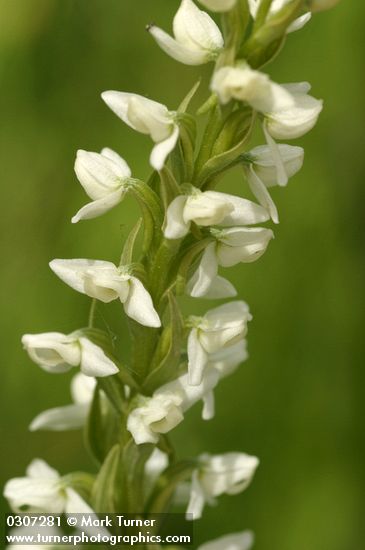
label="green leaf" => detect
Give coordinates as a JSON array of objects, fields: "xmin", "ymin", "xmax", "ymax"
[
  {"xmin": 177, "ymin": 113, "xmax": 197, "ymax": 183},
  {"xmin": 120, "ymin": 218, "xmax": 142, "ymax": 265},
  {"xmin": 121, "ymin": 440, "xmax": 154, "ymax": 511},
  {"xmin": 211, "ymin": 106, "xmax": 253, "ymax": 156},
  {"xmin": 178, "ymin": 80, "xmax": 201, "ymax": 113},
  {"xmin": 91, "ymin": 444, "xmax": 122, "ymax": 512},
  {"xmin": 158, "ymin": 166, "xmax": 180, "ymax": 211},
  {"xmin": 74, "ymin": 327, "xmax": 139, "ymax": 390},
  {"xmin": 174, "ymin": 238, "xmax": 214, "ymax": 296},
  {"xmin": 97, "ymin": 375, "xmax": 125, "ymax": 415},
  {"xmin": 146, "ymin": 460, "xmax": 197, "ymax": 514},
  {"xmin": 129, "ymin": 179, "xmax": 164, "ymax": 253},
  {"xmin": 62, "ymin": 472, "xmax": 95, "ymax": 503},
  {"xmin": 142, "ymin": 292, "xmax": 184, "ymax": 393},
  {"xmin": 85, "ymin": 386, "xmax": 105, "ymax": 464},
  {"xmin": 194, "ymin": 99, "xmax": 224, "ymax": 181},
  {"xmin": 196, "ymin": 112, "xmax": 255, "ymax": 189}
]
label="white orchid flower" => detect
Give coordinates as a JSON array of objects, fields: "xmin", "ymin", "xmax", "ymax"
[
  {"xmin": 198, "ymin": 531, "xmax": 254, "ymax": 550},
  {"xmin": 127, "ymin": 368, "xmax": 220, "ymax": 444},
  {"xmin": 248, "ymin": 0, "xmax": 311, "ymax": 33},
  {"xmin": 21, "ymin": 332, "xmax": 118, "ymax": 377},
  {"xmin": 148, "ymin": 0, "xmax": 224, "ymax": 66},
  {"xmin": 197, "ymin": 0, "xmax": 237, "ymax": 12},
  {"xmin": 211, "ymin": 65, "xmax": 322, "ymax": 185},
  {"xmin": 101, "ymin": 91, "xmax": 179, "ymax": 171},
  {"xmin": 187, "ymin": 302, "xmax": 252, "ymax": 386},
  {"xmin": 30, "ymin": 373, "xmax": 96, "ymax": 432},
  {"xmin": 4, "ymin": 459, "xmax": 93, "ymax": 514},
  {"xmin": 311, "ymin": 0, "xmax": 340, "ymax": 12},
  {"xmin": 49, "ymin": 259, "xmax": 161, "ymax": 328},
  {"xmin": 164, "ymin": 187, "xmax": 269, "ymax": 239},
  {"xmin": 245, "ymin": 143, "xmax": 304, "ymax": 223},
  {"xmin": 188, "ymin": 226, "xmax": 273, "ymax": 298},
  {"xmin": 186, "ymin": 452, "xmax": 259, "ymax": 520},
  {"xmin": 72, "ymin": 148, "xmax": 132, "ymax": 223}
]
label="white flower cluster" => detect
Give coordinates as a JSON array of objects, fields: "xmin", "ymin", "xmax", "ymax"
[{"xmin": 4, "ymin": 0, "xmax": 338, "ymax": 546}]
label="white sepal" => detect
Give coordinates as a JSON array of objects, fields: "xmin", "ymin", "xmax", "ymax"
[
  {"xmin": 216, "ymin": 227, "xmax": 274, "ymax": 266},
  {"xmin": 148, "ymin": 0, "xmax": 224, "ymax": 66},
  {"xmin": 29, "ymin": 403, "xmax": 90, "ymax": 432},
  {"xmin": 21, "ymin": 332, "xmax": 79, "ymax": 373},
  {"xmin": 198, "ymin": 531, "xmax": 254, "ymax": 550},
  {"xmin": 187, "ymin": 242, "xmax": 219, "ymax": 298},
  {"xmin": 30, "ymin": 374, "xmax": 96, "ymax": 432},
  {"xmin": 197, "ymin": 0, "xmax": 237, "ymax": 11}
]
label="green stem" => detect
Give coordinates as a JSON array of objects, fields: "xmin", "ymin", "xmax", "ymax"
[{"xmin": 88, "ymin": 298, "xmax": 97, "ymax": 328}]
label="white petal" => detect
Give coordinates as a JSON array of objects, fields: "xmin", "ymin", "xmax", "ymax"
[
  {"xmin": 188, "ymin": 242, "xmax": 219, "ymax": 298},
  {"xmin": 26, "ymin": 459, "xmax": 60, "ymax": 480},
  {"xmin": 206, "ymin": 191, "xmax": 270, "ymax": 225},
  {"xmin": 267, "ymin": 93, "xmax": 323, "ymax": 140},
  {"xmin": 148, "ymin": 26, "xmax": 211, "ymax": 65},
  {"xmin": 29, "ymin": 404, "xmax": 89, "ymax": 431},
  {"xmin": 49, "ymin": 258, "xmax": 117, "ymax": 295},
  {"xmin": 174, "ymin": 0, "xmax": 224, "ymax": 52},
  {"xmin": 209, "ymin": 340, "xmax": 248, "ymax": 378},
  {"xmin": 123, "ymin": 277, "xmax": 161, "ymax": 327},
  {"xmin": 100, "ymin": 147, "xmax": 132, "ymax": 177},
  {"xmin": 211, "ymin": 65, "xmax": 274, "ymax": 110},
  {"xmin": 198, "ymin": 531, "xmax": 254, "ymax": 550},
  {"xmin": 192, "ymin": 274, "xmax": 237, "ymax": 299},
  {"xmin": 164, "ymin": 195, "xmax": 190, "ymax": 239},
  {"xmin": 198, "ymin": 0, "xmax": 236, "ymax": 12},
  {"xmin": 72, "ymin": 187, "xmax": 126, "ymax": 223},
  {"xmin": 145, "ymin": 449, "xmax": 169, "ymax": 479},
  {"xmin": 71, "ymin": 372, "xmax": 96, "ymax": 404},
  {"xmin": 263, "ymin": 122, "xmax": 288, "ymax": 186},
  {"xmin": 186, "ymin": 472, "xmax": 206, "ymax": 521},
  {"xmin": 247, "ymin": 165, "xmax": 279, "ymax": 224},
  {"xmin": 78, "ymin": 337, "xmax": 119, "ymax": 377},
  {"xmin": 202, "ymin": 391, "xmax": 215, "ymax": 420},
  {"xmin": 150, "ymin": 125, "xmax": 179, "ymax": 170},
  {"xmin": 4, "ymin": 478, "xmax": 64, "ymax": 513},
  {"xmin": 74, "ymin": 150, "xmax": 127, "ymax": 201},
  {"xmin": 217, "ymin": 227, "xmax": 274, "ymax": 266},
  {"xmin": 64, "ymin": 487, "xmax": 94, "ymax": 514},
  {"xmin": 21, "ymin": 332, "xmax": 80, "ymax": 371},
  {"xmin": 102, "ymin": 91, "xmax": 172, "ymax": 141},
  {"xmin": 282, "ymin": 81, "xmax": 312, "ymax": 94},
  {"xmin": 184, "ymin": 191, "xmax": 233, "ymax": 226},
  {"xmin": 187, "ymin": 328, "xmax": 209, "ymax": 386},
  {"xmin": 287, "ymin": 12, "xmax": 311, "ymax": 32}
]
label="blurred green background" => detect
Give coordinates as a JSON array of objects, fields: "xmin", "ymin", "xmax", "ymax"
[{"xmin": 1, "ymin": 1, "xmax": 364, "ymax": 548}]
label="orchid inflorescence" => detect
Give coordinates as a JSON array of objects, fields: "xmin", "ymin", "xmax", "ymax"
[{"xmin": 4, "ymin": 1, "xmax": 339, "ymax": 548}]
